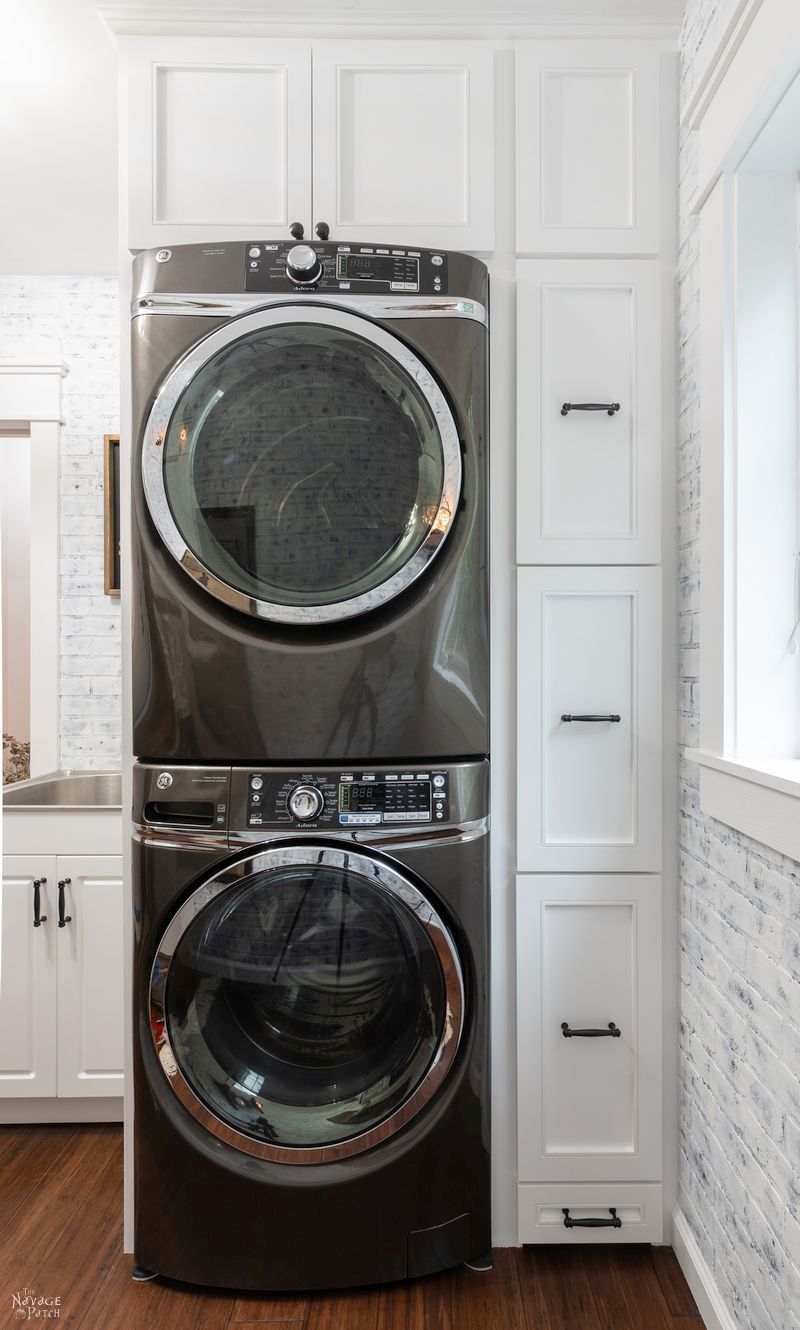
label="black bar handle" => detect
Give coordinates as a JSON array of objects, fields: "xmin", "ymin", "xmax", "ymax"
[
  {"xmin": 563, "ymin": 1208, "xmax": 622, "ymax": 1229},
  {"xmin": 32, "ymin": 878, "xmax": 47, "ymax": 928},
  {"xmin": 561, "ymin": 714, "xmax": 621, "ymax": 723},
  {"xmin": 561, "ymin": 402, "xmax": 620, "ymax": 416},
  {"xmin": 58, "ymin": 878, "xmax": 72, "ymax": 929},
  {"xmin": 562, "ymin": 1022, "xmax": 621, "ymax": 1038}
]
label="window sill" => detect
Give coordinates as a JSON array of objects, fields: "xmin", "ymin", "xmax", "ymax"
[{"xmin": 685, "ymin": 749, "xmax": 800, "ymax": 860}]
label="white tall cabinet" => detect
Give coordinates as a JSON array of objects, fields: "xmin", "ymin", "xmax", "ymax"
[{"xmin": 515, "ymin": 38, "xmax": 672, "ymax": 1244}]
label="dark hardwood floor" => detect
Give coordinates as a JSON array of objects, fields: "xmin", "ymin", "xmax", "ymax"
[{"xmin": 0, "ymin": 1125, "xmax": 703, "ymax": 1328}]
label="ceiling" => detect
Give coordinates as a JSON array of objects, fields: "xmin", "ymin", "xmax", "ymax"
[{"xmin": 0, "ymin": 0, "xmax": 684, "ymax": 276}]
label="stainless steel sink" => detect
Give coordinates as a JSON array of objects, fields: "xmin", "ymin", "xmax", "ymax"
[{"xmin": 3, "ymin": 770, "xmax": 123, "ymax": 808}]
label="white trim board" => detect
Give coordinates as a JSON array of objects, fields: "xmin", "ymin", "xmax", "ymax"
[{"xmin": 672, "ymin": 1207, "xmax": 738, "ymax": 1330}]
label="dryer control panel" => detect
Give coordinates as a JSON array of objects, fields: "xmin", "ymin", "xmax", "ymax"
[
  {"xmin": 240, "ymin": 767, "xmax": 450, "ymax": 830},
  {"xmin": 244, "ymin": 241, "xmax": 449, "ymax": 296}
]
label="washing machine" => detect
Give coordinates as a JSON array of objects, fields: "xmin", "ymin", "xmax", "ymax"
[
  {"xmin": 132, "ymin": 758, "xmax": 490, "ymax": 1289},
  {"xmin": 130, "ymin": 241, "xmax": 488, "ymax": 765}
]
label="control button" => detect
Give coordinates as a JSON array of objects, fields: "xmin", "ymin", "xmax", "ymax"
[
  {"xmin": 250, "ymin": 775, "xmax": 264, "ymax": 791},
  {"xmin": 251, "ymin": 794, "xmax": 261, "ymax": 804},
  {"xmin": 286, "ymin": 244, "xmax": 323, "ymax": 285},
  {"xmin": 377, "ymin": 248, "xmax": 389, "ymax": 254},
  {"xmin": 390, "ymin": 282, "xmax": 405, "ymax": 291},
  {"xmin": 436, "ymin": 811, "xmax": 444, "ymax": 819},
  {"xmin": 433, "ymin": 775, "xmax": 446, "ymax": 788},
  {"xmin": 431, "ymin": 254, "xmax": 444, "ymax": 266},
  {"xmin": 288, "ymin": 784, "xmax": 323, "ymax": 820},
  {"xmin": 339, "ymin": 813, "xmax": 382, "ymax": 825},
  {"xmin": 248, "ymin": 246, "xmax": 261, "ymax": 258}
]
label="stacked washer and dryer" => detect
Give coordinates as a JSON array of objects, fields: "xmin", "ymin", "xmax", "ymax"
[{"xmin": 129, "ymin": 236, "xmax": 490, "ymax": 1290}]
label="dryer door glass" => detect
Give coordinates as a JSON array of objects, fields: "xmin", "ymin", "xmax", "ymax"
[
  {"xmin": 145, "ymin": 308, "xmax": 462, "ymax": 624},
  {"xmin": 158, "ymin": 852, "xmax": 463, "ymax": 1159}
]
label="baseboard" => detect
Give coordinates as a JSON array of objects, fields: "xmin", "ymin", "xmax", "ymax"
[
  {"xmin": 671, "ymin": 1207, "xmax": 738, "ymax": 1330},
  {"xmin": 0, "ymin": 1097, "xmax": 124, "ymax": 1125}
]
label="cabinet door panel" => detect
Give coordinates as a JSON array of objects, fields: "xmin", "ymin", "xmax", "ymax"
[
  {"xmin": 516, "ymin": 41, "xmax": 661, "ymax": 254},
  {"xmin": 518, "ymin": 567, "xmax": 661, "ymax": 871},
  {"xmin": 312, "ymin": 41, "xmax": 494, "ymax": 251},
  {"xmin": 56, "ymin": 857, "xmax": 124, "ymax": 1098},
  {"xmin": 0, "ymin": 858, "xmax": 57, "ymax": 1097},
  {"xmin": 126, "ymin": 37, "xmax": 312, "ymax": 248},
  {"xmin": 517, "ymin": 260, "xmax": 661, "ymax": 564},
  {"xmin": 518, "ymin": 1183, "xmax": 663, "ymax": 1244},
  {"xmin": 517, "ymin": 875, "xmax": 662, "ymax": 1183}
]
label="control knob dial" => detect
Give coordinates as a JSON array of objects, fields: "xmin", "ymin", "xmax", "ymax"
[
  {"xmin": 288, "ymin": 784, "xmax": 323, "ymax": 821},
  {"xmin": 286, "ymin": 244, "xmax": 322, "ymax": 285}
]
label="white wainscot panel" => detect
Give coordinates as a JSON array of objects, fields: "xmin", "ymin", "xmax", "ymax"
[
  {"xmin": 517, "ymin": 260, "xmax": 661, "ymax": 564},
  {"xmin": 125, "ymin": 37, "xmax": 312, "ymax": 247},
  {"xmin": 516, "ymin": 41, "xmax": 661, "ymax": 254},
  {"xmin": 517, "ymin": 566, "xmax": 661, "ymax": 872},
  {"xmin": 517, "ymin": 875, "xmax": 662, "ymax": 1183},
  {"xmin": 312, "ymin": 41, "xmax": 494, "ymax": 251}
]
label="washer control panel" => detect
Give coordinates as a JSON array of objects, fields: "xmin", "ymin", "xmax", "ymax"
[
  {"xmin": 243, "ymin": 768, "xmax": 450, "ymax": 829},
  {"xmin": 245, "ymin": 242, "xmax": 449, "ymax": 296}
]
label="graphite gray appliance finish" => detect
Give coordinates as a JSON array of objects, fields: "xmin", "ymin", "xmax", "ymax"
[
  {"xmin": 131, "ymin": 241, "xmax": 488, "ymax": 765},
  {"xmin": 132, "ymin": 759, "xmax": 490, "ymax": 1290}
]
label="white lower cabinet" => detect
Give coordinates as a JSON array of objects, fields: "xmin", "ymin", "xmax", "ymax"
[
  {"xmin": 518, "ymin": 1184, "xmax": 664, "ymax": 1245},
  {"xmin": 0, "ymin": 855, "xmax": 124, "ymax": 1103},
  {"xmin": 517, "ymin": 874, "xmax": 663, "ymax": 1243}
]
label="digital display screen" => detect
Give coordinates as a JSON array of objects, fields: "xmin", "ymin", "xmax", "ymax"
[
  {"xmin": 336, "ymin": 253, "xmax": 419, "ymax": 287},
  {"xmin": 339, "ymin": 779, "xmax": 432, "ymax": 821}
]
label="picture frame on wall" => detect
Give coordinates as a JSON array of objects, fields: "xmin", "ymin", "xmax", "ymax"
[{"xmin": 104, "ymin": 433, "xmax": 121, "ymax": 597}]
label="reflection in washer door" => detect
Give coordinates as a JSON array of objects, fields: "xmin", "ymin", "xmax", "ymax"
[
  {"xmin": 149, "ymin": 311, "xmax": 462, "ymax": 622},
  {"xmin": 162, "ymin": 858, "xmax": 461, "ymax": 1154}
]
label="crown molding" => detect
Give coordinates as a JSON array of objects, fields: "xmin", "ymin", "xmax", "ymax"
[{"xmin": 99, "ymin": 5, "xmax": 681, "ymax": 41}]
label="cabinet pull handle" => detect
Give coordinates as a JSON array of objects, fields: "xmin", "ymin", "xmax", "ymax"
[
  {"xmin": 58, "ymin": 878, "xmax": 72, "ymax": 929},
  {"xmin": 561, "ymin": 714, "xmax": 621, "ymax": 723},
  {"xmin": 315, "ymin": 221, "xmax": 330, "ymax": 240},
  {"xmin": 289, "ymin": 221, "xmax": 304, "ymax": 239},
  {"xmin": 563, "ymin": 1208, "xmax": 622, "ymax": 1229},
  {"xmin": 32, "ymin": 878, "xmax": 47, "ymax": 928},
  {"xmin": 561, "ymin": 402, "xmax": 621, "ymax": 416},
  {"xmin": 562, "ymin": 1022, "xmax": 621, "ymax": 1038}
]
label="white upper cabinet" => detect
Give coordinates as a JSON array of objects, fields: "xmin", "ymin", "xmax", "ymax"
[
  {"xmin": 312, "ymin": 41, "xmax": 494, "ymax": 251},
  {"xmin": 517, "ymin": 875, "xmax": 662, "ymax": 1183},
  {"xmin": 517, "ymin": 259, "xmax": 661, "ymax": 564},
  {"xmin": 126, "ymin": 37, "xmax": 312, "ymax": 248},
  {"xmin": 516, "ymin": 41, "xmax": 661, "ymax": 254},
  {"xmin": 517, "ymin": 566, "xmax": 661, "ymax": 872}
]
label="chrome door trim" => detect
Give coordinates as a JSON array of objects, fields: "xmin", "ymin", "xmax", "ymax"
[
  {"xmin": 149, "ymin": 843, "xmax": 465, "ymax": 1165},
  {"xmin": 133, "ymin": 815, "xmax": 489, "ymax": 852},
  {"xmin": 132, "ymin": 291, "xmax": 488, "ymax": 326},
  {"xmin": 141, "ymin": 303, "xmax": 463, "ymax": 625}
]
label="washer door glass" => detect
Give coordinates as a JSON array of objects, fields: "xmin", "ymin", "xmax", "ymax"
[
  {"xmin": 161, "ymin": 858, "xmax": 456, "ymax": 1154},
  {"xmin": 148, "ymin": 310, "xmax": 461, "ymax": 622}
]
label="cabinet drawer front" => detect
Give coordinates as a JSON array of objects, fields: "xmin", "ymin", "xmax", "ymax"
[
  {"xmin": 518, "ymin": 566, "xmax": 661, "ymax": 872},
  {"xmin": 518, "ymin": 1183, "xmax": 663, "ymax": 1244},
  {"xmin": 312, "ymin": 40, "xmax": 494, "ymax": 251},
  {"xmin": 125, "ymin": 37, "xmax": 312, "ymax": 247},
  {"xmin": 517, "ymin": 260, "xmax": 661, "ymax": 564},
  {"xmin": 517, "ymin": 875, "xmax": 662, "ymax": 1182},
  {"xmin": 516, "ymin": 40, "xmax": 662, "ymax": 254}
]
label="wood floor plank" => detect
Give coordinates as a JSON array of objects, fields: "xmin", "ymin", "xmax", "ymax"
[
  {"xmin": 649, "ymin": 1247, "xmax": 702, "ymax": 1320},
  {"xmin": 0, "ymin": 1126, "xmax": 119, "ymax": 1290},
  {"xmin": 616, "ymin": 1247, "xmax": 676, "ymax": 1330},
  {"xmin": 231, "ymin": 1292, "xmax": 309, "ymax": 1322},
  {"xmin": 579, "ymin": 1247, "xmax": 642, "ymax": 1330},
  {"xmin": 448, "ymin": 1248, "xmax": 527, "ymax": 1330},
  {"xmin": 516, "ymin": 1245, "xmax": 600, "ymax": 1329},
  {"xmin": 235, "ymin": 1324, "xmax": 308, "ymax": 1329},
  {"xmin": 74, "ymin": 1254, "xmax": 169, "ymax": 1330},
  {"xmin": 305, "ymin": 1285, "xmax": 379, "ymax": 1330},
  {"xmin": 0, "ymin": 1125, "xmax": 79, "ymax": 1237},
  {"xmin": 376, "ymin": 1270, "xmax": 450, "ymax": 1330}
]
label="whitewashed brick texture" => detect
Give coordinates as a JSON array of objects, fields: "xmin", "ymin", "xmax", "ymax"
[
  {"xmin": 680, "ymin": 5, "xmax": 800, "ymax": 1329},
  {"xmin": 0, "ymin": 277, "xmax": 121, "ymax": 770}
]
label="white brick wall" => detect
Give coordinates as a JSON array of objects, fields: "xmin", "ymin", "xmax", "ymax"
[
  {"xmin": 0, "ymin": 277, "xmax": 121, "ymax": 771},
  {"xmin": 679, "ymin": 6, "xmax": 800, "ymax": 1328}
]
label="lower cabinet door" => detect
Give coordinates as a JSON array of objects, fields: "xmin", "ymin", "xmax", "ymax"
[
  {"xmin": 517, "ymin": 875, "xmax": 662, "ymax": 1183},
  {"xmin": 56, "ymin": 856, "xmax": 124, "ymax": 1098},
  {"xmin": 0, "ymin": 857, "xmax": 58, "ymax": 1097},
  {"xmin": 518, "ymin": 1183, "xmax": 664, "ymax": 1244}
]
